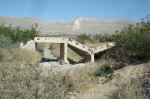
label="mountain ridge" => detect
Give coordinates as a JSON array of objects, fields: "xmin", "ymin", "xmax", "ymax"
[{"xmin": 0, "ymin": 16, "xmax": 136, "ymax": 35}]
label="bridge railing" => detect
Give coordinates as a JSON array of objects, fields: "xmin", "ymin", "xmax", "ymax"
[
  {"xmin": 68, "ymin": 38, "xmax": 93, "ymax": 54},
  {"xmin": 34, "ymin": 37, "xmax": 69, "ymax": 43}
]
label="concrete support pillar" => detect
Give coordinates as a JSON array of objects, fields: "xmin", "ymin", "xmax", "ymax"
[
  {"xmin": 35, "ymin": 42, "xmax": 38, "ymax": 50},
  {"xmin": 60, "ymin": 43, "xmax": 68, "ymax": 64},
  {"xmin": 90, "ymin": 54, "xmax": 95, "ymax": 63}
]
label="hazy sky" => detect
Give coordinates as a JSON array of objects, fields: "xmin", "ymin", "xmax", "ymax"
[{"xmin": 0, "ymin": 0, "xmax": 149, "ymax": 21}]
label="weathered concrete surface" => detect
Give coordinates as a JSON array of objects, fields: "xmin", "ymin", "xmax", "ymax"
[
  {"xmin": 34, "ymin": 37, "xmax": 68, "ymax": 43},
  {"xmin": 60, "ymin": 43, "xmax": 69, "ymax": 64},
  {"xmin": 20, "ymin": 40, "xmax": 36, "ymax": 50}
]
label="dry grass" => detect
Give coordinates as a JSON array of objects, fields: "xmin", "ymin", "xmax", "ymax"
[
  {"xmin": 109, "ymin": 63, "xmax": 150, "ymax": 99},
  {"xmin": 0, "ymin": 63, "xmax": 67, "ymax": 99},
  {"xmin": 62, "ymin": 59, "xmax": 115, "ymax": 92},
  {"xmin": 0, "ymin": 48, "xmax": 41, "ymax": 65},
  {"xmin": 1, "ymin": 33, "xmax": 150, "ymax": 99},
  {"xmin": 72, "ymin": 62, "xmax": 150, "ymax": 99},
  {"xmin": 0, "ymin": 47, "xmax": 67, "ymax": 99},
  {"xmin": 63, "ymin": 63, "xmax": 98, "ymax": 92},
  {"xmin": 110, "ymin": 78, "xmax": 149, "ymax": 99}
]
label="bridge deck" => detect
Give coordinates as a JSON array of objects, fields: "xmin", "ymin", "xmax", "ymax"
[{"xmin": 34, "ymin": 37, "xmax": 68, "ymax": 43}]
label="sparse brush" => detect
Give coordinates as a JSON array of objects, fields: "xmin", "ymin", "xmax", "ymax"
[
  {"xmin": 109, "ymin": 63, "xmax": 150, "ymax": 99},
  {"xmin": 75, "ymin": 34, "xmax": 113, "ymax": 44},
  {"xmin": 0, "ymin": 62, "xmax": 67, "ymax": 99},
  {"xmin": 94, "ymin": 63, "xmax": 113, "ymax": 77},
  {"xmin": 76, "ymin": 34, "xmax": 94, "ymax": 44},
  {"xmin": 110, "ymin": 77, "xmax": 149, "ymax": 99},
  {"xmin": 0, "ymin": 47, "xmax": 41, "ymax": 65},
  {"xmin": 92, "ymin": 34, "xmax": 113, "ymax": 42},
  {"xmin": 63, "ymin": 63, "xmax": 98, "ymax": 91}
]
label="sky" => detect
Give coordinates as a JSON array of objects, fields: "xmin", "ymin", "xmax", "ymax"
[{"xmin": 0, "ymin": 0, "xmax": 149, "ymax": 21}]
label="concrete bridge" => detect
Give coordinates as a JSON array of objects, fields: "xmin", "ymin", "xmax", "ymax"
[{"xmin": 21, "ymin": 37, "xmax": 115, "ymax": 64}]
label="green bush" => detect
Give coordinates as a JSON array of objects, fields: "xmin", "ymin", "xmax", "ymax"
[
  {"xmin": 94, "ymin": 63, "xmax": 113, "ymax": 77},
  {"xmin": 107, "ymin": 21, "xmax": 150, "ymax": 63},
  {"xmin": 0, "ymin": 24, "xmax": 38, "ymax": 46},
  {"xmin": 76, "ymin": 34, "xmax": 113, "ymax": 44},
  {"xmin": 63, "ymin": 63, "xmax": 98, "ymax": 91},
  {"xmin": 76, "ymin": 34, "xmax": 93, "ymax": 44},
  {"xmin": 0, "ymin": 35, "xmax": 12, "ymax": 48},
  {"xmin": 92, "ymin": 34, "xmax": 113, "ymax": 42}
]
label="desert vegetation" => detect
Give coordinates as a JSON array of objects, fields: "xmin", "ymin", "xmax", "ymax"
[
  {"xmin": 0, "ymin": 24, "xmax": 38, "ymax": 48},
  {"xmin": 0, "ymin": 17, "xmax": 150, "ymax": 99},
  {"xmin": 75, "ymin": 33, "xmax": 113, "ymax": 44},
  {"xmin": 110, "ymin": 21, "xmax": 150, "ymax": 63},
  {"xmin": 109, "ymin": 64, "xmax": 150, "ymax": 99},
  {"xmin": 0, "ymin": 48, "xmax": 67, "ymax": 99}
]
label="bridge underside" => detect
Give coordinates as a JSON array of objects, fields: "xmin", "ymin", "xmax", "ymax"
[
  {"xmin": 68, "ymin": 44, "xmax": 94, "ymax": 63},
  {"xmin": 35, "ymin": 43, "xmax": 94, "ymax": 64}
]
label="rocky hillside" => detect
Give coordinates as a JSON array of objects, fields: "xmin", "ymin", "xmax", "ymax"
[{"xmin": 0, "ymin": 16, "xmax": 136, "ymax": 35}]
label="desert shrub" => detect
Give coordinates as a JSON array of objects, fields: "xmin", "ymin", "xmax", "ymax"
[
  {"xmin": 92, "ymin": 34, "xmax": 113, "ymax": 42},
  {"xmin": 0, "ymin": 24, "xmax": 38, "ymax": 45},
  {"xmin": 0, "ymin": 48, "xmax": 41, "ymax": 65},
  {"xmin": 110, "ymin": 63, "xmax": 150, "ymax": 99},
  {"xmin": 62, "ymin": 60, "xmax": 116, "ymax": 91},
  {"xmin": 63, "ymin": 63, "xmax": 98, "ymax": 91},
  {"xmin": 0, "ymin": 62, "xmax": 66, "ymax": 99},
  {"xmin": 112, "ymin": 21, "xmax": 150, "ymax": 62},
  {"xmin": 0, "ymin": 46, "xmax": 68, "ymax": 99},
  {"xmin": 11, "ymin": 49, "xmax": 41, "ymax": 64},
  {"xmin": 0, "ymin": 48, "xmax": 12, "ymax": 61},
  {"xmin": 110, "ymin": 77, "xmax": 149, "ymax": 99},
  {"xmin": 63, "ymin": 61, "xmax": 114, "ymax": 91},
  {"xmin": 76, "ymin": 34, "xmax": 93, "ymax": 44},
  {"xmin": 102, "ymin": 20, "xmax": 150, "ymax": 65},
  {"xmin": 94, "ymin": 62, "xmax": 113, "ymax": 77},
  {"xmin": 76, "ymin": 34, "xmax": 113, "ymax": 44},
  {"xmin": 0, "ymin": 34, "xmax": 12, "ymax": 47}
]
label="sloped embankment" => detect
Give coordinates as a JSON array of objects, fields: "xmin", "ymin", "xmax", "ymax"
[{"xmin": 72, "ymin": 63, "xmax": 150, "ymax": 99}]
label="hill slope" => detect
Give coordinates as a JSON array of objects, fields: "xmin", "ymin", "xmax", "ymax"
[{"xmin": 0, "ymin": 16, "xmax": 136, "ymax": 35}]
